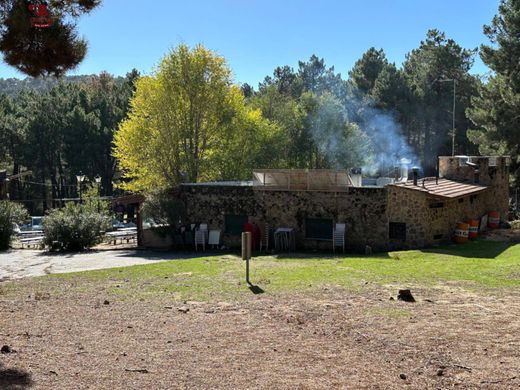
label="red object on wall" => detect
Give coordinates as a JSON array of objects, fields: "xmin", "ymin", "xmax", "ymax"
[{"xmin": 243, "ymin": 222, "xmax": 259, "ymax": 250}]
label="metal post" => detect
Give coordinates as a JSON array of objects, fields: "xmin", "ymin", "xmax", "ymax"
[
  {"xmin": 452, "ymin": 79, "xmax": 456, "ymax": 156},
  {"xmin": 242, "ymin": 232, "xmax": 252, "ymax": 284},
  {"xmin": 435, "ymin": 79, "xmax": 456, "ymax": 156}
]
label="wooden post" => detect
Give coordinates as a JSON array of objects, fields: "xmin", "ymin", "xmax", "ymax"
[{"xmin": 242, "ymin": 232, "xmax": 252, "ymax": 284}]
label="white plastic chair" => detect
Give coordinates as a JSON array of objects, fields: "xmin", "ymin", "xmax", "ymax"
[
  {"xmin": 208, "ymin": 230, "xmax": 221, "ymax": 249},
  {"xmin": 333, "ymin": 223, "xmax": 346, "ymax": 254},
  {"xmin": 195, "ymin": 223, "xmax": 209, "ymax": 251}
]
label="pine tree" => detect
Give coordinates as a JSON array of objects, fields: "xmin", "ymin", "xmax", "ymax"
[
  {"xmin": 0, "ymin": 0, "xmax": 100, "ymax": 77},
  {"xmin": 467, "ymin": 0, "xmax": 520, "ymax": 182}
]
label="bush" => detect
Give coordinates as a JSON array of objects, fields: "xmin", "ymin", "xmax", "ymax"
[
  {"xmin": 43, "ymin": 201, "xmax": 112, "ymax": 251},
  {"xmin": 0, "ymin": 201, "xmax": 29, "ymax": 250},
  {"xmin": 141, "ymin": 190, "xmax": 186, "ymax": 236}
]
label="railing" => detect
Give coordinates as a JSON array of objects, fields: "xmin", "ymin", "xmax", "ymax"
[{"xmin": 253, "ymin": 169, "xmax": 353, "ymax": 192}]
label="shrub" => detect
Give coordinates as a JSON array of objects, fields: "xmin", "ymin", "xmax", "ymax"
[
  {"xmin": 141, "ymin": 190, "xmax": 186, "ymax": 236},
  {"xmin": 0, "ymin": 201, "xmax": 29, "ymax": 250},
  {"xmin": 43, "ymin": 201, "xmax": 112, "ymax": 251}
]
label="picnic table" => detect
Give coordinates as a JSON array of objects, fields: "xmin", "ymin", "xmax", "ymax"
[
  {"xmin": 18, "ymin": 235, "xmax": 44, "ymax": 249},
  {"xmin": 105, "ymin": 227, "xmax": 137, "ymax": 245},
  {"xmin": 18, "ymin": 230, "xmax": 43, "ymax": 238}
]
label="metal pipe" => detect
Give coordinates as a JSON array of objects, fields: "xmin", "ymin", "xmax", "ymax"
[
  {"xmin": 412, "ymin": 167, "xmax": 419, "ymax": 186},
  {"xmin": 435, "ymin": 79, "xmax": 456, "ymax": 156},
  {"xmin": 452, "ymin": 80, "xmax": 456, "ymax": 156}
]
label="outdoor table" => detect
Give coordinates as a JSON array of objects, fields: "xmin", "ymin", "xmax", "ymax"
[
  {"xmin": 274, "ymin": 227, "xmax": 295, "ymax": 251},
  {"xmin": 105, "ymin": 229, "xmax": 137, "ymax": 245}
]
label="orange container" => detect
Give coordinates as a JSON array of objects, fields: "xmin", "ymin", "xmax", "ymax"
[
  {"xmin": 488, "ymin": 211, "xmax": 500, "ymax": 229},
  {"xmin": 468, "ymin": 219, "xmax": 479, "ymax": 239},
  {"xmin": 454, "ymin": 222, "xmax": 469, "ymax": 244}
]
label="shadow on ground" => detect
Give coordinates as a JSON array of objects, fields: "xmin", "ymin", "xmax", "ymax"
[
  {"xmin": 421, "ymin": 240, "xmax": 514, "ymax": 259},
  {"xmin": 34, "ymin": 249, "xmax": 237, "ymax": 261},
  {"xmin": 31, "ymin": 239, "xmax": 516, "ymax": 262},
  {"xmin": 248, "ymin": 283, "xmax": 265, "ymax": 294},
  {"xmin": 0, "ymin": 363, "xmax": 33, "ymax": 389},
  {"xmin": 271, "ymin": 252, "xmax": 392, "ymax": 260}
]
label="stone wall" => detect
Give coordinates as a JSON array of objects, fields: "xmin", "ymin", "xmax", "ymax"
[
  {"xmin": 181, "ymin": 185, "xmax": 388, "ymax": 251},
  {"xmin": 181, "ymin": 185, "xmax": 259, "ymax": 248},
  {"xmin": 387, "ymin": 186, "xmax": 496, "ymax": 249},
  {"xmin": 172, "ymin": 157, "xmax": 510, "ymax": 252},
  {"xmin": 142, "ymin": 228, "xmax": 173, "ymax": 249},
  {"xmin": 257, "ymin": 188, "xmax": 388, "ymax": 251},
  {"xmin": 439, "ymin": 156, "xmax": 509, "ymax": 218}
]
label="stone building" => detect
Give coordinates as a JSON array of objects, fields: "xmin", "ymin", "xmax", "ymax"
[{"xmin": 146, "ymin": 156, "xmax": 509, "ymax": 252}]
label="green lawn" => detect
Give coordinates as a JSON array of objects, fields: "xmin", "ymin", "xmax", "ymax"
[{"xmin": 43, "ymin": 239, "xmax": 520, "ymax": 301}]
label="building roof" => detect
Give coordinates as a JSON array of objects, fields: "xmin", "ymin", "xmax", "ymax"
[
  {"xmin": 181, "ymin": 181, "xmax": 253, "ymax": 187},
  {"xmin": 112, "ymin": 193, "xmax": 146, "ymax": 205},
  {"xmin": 390, "ymin": 177, "xmax": 488, "ymax": 199}
]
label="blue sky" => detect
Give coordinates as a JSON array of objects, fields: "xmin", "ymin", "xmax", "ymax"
[{"xmin": 0, "ymin": 0, "xmax": 500, "ymax": 86}]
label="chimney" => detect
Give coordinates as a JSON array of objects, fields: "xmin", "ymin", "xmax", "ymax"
[
  {"xmin": 412, "ymin": 167, "xmax": 419, "ymax": 186},
  {"xmin": 399, "ymin": 158, "xmax": 411, "ymax": 182},
  {"xmin": 463, "ymin": 160, "xmax": 480, "ymax": 184},
  {"xmin": 350, "ymin": 167, "xmax": 362, "ymax": 187}
]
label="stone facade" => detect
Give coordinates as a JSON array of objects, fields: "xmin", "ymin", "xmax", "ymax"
[
  {"xmin": 175, "ymin": 156, "xmax": 510, "ymax": 252},
  {"xmin": 439, "ymin": 156, "xmax": 510, "ymax": 217},
  {"xmin": 182, "ymin": 185, "xmax": 388, "ymax": 251}
]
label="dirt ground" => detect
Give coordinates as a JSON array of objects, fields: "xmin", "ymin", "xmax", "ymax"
[{"xmin": 1, "ymin": 280, "xmax": 519, "ymax": 390}]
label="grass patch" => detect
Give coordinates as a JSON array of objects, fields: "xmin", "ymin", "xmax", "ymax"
[{"xmin": 16, "ymin": 239, "xmax": 520, "ymax": 301}]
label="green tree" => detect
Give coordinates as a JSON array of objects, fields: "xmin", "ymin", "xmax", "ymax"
[
  {"xmin": 63, "ymin": 70, "xmax": 138, "ymax": 195},
  {"xmin": 0, "ymin": 71, "xmax": 135, "ymax": 211},
  {"xmin": 0, "ymin": 0, "xmax": 100, "ymax": 77},
  {"xmin": 304, "ymin": 92, "xmax": 370, "ymax": 169},
  {"xmin": 467, "ymin": 0, "xmax": 520, "ymax": 182},
  {"xmin": 113, "ymin": 44, "xmax": 279, "ymax": 191},
  {"xmin": 0, "ymin": 200, "xmax": 28, "ymax": 250},
  {"xmin": 402, "ymin": 29, "xmax": 478, "ymax": 172},
  {"xmin": 348, "ymin": 47, "xmax": 389, "ymax": 94}
]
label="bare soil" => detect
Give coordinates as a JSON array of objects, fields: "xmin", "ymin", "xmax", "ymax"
[{"xmin": 1, "ymin": 280, "xmax": 520, "ymax": 390}]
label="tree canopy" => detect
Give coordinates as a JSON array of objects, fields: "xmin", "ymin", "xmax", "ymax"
[
  {"xmin": 467, "ymin": 0, "xmax": 520, "ymax": 182},
  {"xmin": 114, "ymin": 44, "xmax": 283, "ymax": 191},
  {"xmin": 2, "ymin": 11, "xmax": 519, "ymax": 210},
  {"xmin": 0, "ymin": 0, "xmax": 100, "ymax": 77}
]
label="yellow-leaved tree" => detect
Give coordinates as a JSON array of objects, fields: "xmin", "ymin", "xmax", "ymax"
[{"xmin": 113, "ymin": 43, "xmax": 283, "ymax": 192}]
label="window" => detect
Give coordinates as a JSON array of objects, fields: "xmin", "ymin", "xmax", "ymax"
[
  {"xmin": 433, "ymin": 234, "xmax": 443, "ymax": 240},
  {"xmin": 429, "ymin": 202, "xmax": 444, "ymax": 209},
  {"xmin": 224, "ymin": 214, "xmax": 248, "ymax": 235},
  {"xmin": 389, "ymin": 222, "xmax": 406, "ymax": 240},
  {"xmin": 305, "ymin": 218, "xmax": 333, "ymax": 240}
]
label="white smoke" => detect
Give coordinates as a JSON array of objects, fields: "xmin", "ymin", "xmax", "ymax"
[
  {"xmin": 305, "ymin": 90, "xmax": 421, "ymax": 177},
  {"xmin": 346, "ymin": 95, "xmax": 421, "ymax": 176}
]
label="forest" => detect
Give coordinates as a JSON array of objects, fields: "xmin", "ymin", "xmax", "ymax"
[{"xmin": 0, "ymin": 0, "xmax": 519, "ymax": 213}]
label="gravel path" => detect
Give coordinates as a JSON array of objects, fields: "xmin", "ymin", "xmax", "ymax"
[{"xmin": 0, "ymin": 250, "xmax": 177, "ymax": 280}]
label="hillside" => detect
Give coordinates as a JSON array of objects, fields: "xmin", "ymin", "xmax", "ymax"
[{"xmin": 0, "ymin": 74, "xmax": 127, "ymax": 96}]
